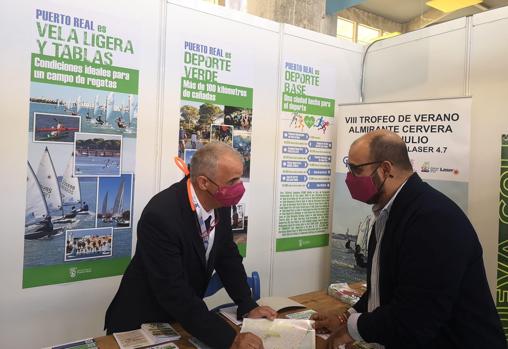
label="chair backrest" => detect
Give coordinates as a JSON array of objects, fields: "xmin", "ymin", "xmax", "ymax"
[{"xmin": 205, "ymin": 271, "xmax": 260, "ymax": 301}]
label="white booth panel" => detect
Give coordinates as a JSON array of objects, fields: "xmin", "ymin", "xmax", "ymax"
[
  {"xmin": 363, "ymin": 18, "xmax": 467, "ymax": 102},
  {"xmin": 162, "ymin": 1, "xmax": 281, "ymax": 300}
]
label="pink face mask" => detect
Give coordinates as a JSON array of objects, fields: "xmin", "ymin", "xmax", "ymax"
[
  {"xmin": 345, "ymin": 172, "xmax": 379, "ymax": 204},
  {"xmin": 208, "ymin": 179, "xmax": 245, "ymax": 207}
]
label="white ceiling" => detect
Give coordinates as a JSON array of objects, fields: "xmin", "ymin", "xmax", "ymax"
[{"xmin": 355, "ymin": 0, "xmax": 508, "ymax": 24}]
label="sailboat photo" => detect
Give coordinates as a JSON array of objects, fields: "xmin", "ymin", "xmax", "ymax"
[
  {"xmin": 97, "ymin": 174, "xmax": 132, "ymax": 228},
  {"xmin": 25, "ymin": 162, "xmax": 62, "ymax": 240},
  {"xmin": 60, "ymin": 152, "xmax": 81, "ymax": 207},
  {"xmin": 353, "ymin": 215, "xmax": 372, "ymax": 268},
  {"xmin": 35, "ymin": 147, "xmax": 80, "ymax": 225},
  {"xmin": 99, "ymin": 191, "xmax": 113, "ymax": 223},
  {"xmin": 106, "ymin": 92, "xmax": 115, "ymax": 126},
  {"xmin": 112, "ymin": 178, "xmax": 130, "ymax": 227},
  {"xmin": 36, "ymin": 147, "xmax": 64, "ymax": 214}
]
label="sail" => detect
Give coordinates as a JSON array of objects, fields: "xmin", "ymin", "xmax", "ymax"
[
  {"xmin": 112, "ymin": 178, "xmax": 125, "ymax": 217},
  {"xmin": 106, "ymin": 92, "xmax": 115, "ymax": 123},
  {"xmin": 356, "ymin": 215, "xmax": 372, "ymax": 253},
  {"xmin": 101, "ymin": 192, "xmax": 109, "ymax": 216},
  {"xmin": 36, "ymin": 147, "xmax": 63, "ymax": 211},
  {"xmin": 76, "ymin": 96, "xmax": 82, "ymax": 113},
  {"xmin": 129, "ymin": 94, "xmax": 137, "ymax": 122},
  {"xmin": 93, "ymin": 95, "xmax": 100, "ymax": 116},
  {"xmin": 26, "ymin": 161, "xmax": 49, "ymax": 225},
  {"xmin": 60, "ymin": 152, "xmax": 81, "ymax": 205}
]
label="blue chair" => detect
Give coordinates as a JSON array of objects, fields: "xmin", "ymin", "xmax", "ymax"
[{"xmin": 205, "ymin": 271, "xmax": 260, "ymax": 311}]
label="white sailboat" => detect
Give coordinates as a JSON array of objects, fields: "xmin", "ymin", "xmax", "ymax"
[
  {"xmin": 112, "ymin": 178, "xmax": 125, "ymax": 218},
  {"xmin": 36, "ymin": 147, "xmax": 63, "ymax": 214},
  {"xmin": 25, "ymin": 162, "xmax": 59, "ymax": 239},
  {"xmin": 129, "ymin": 94, "xmax": 137, "ymax": 124},
  {"xmin": 100, "ymin": 192, "xmax": 112, "ymax": 222},
  {"xmin": 106, "ymin": 92, "xmax": 115, "ymax": 125},
  {"xmin": 60, "ymin": 152, "xmax": 81, "ymax": 206},
  {"xmin": 26, "ymin": 161, "xmax": 49, "ymax": 226},
  {"xmin": 112, "ymin": 178, "xmax": 130, "ymax": 227},
  {"xmin": 354, "ymin": 215, "xmax": 372, "ymax": 268},
  {"xmin": 93, "ymin": 95, "xmax": 100, "ymax": 116},
  {"xmin": 76, "ymin": 96, "xmax": 82, "ymax": 113}
]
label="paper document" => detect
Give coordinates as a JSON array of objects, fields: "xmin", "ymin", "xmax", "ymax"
[
  {"xmin": 257, "ymin": 296, "xmax": 306, "ymax": 312},
  {"xmin": 113, "ymin": 329, "xmax": 152, "ymax": 349},
  {"xmin": 218, "ymin": 305, "xmax": 242, "ymax": 325},
  {"xmin": 241, "ymin": 318, "xmax": 315, "ymax": 349}
]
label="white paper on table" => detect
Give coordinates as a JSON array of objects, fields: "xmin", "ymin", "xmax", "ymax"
[
  {"xmin": 241, "ymin": 318, "xmax": 315, "ymax": 349},
  {"xmin": 218, "ymin": 305, "xmax": 242, "ymax": 326},
  {"xmin": 257, "ymin": 297, "xmax": 306, "ymax": 312}
]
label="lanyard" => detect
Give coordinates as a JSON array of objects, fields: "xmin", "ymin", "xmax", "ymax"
[
  {"xmin": 177, "ymin": 156, "xmax": 220, "ymax": 240},
  {"xmin": 189, "ymin": 179, "xmax": 220, "ymax": 241}
]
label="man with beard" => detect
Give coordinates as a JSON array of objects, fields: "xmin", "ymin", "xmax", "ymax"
[{"xmin": 312, "ymin": 130, "xmax": 504, "ymax": 349}]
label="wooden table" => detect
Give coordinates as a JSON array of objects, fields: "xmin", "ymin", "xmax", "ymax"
[{"xmin": 95, "ymin": 290, "xmax": 356, "ymax": 349}]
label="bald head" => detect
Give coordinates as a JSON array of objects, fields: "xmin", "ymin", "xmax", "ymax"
[
  {"xmin": 352, "ymin": 130, "xmax": 412, "ymax": 172},
  {"xmin": 190, "ymin": 142, "xmax": 243, "ymax": 182}
]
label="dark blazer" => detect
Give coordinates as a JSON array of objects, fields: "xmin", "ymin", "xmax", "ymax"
[
  {"xmin": 353, "ymin": 173, "xmax": 505, "ymax": 349},
  {"xmin": 105, "ymin": 178, "xmax": 257, "ymax": 348}
]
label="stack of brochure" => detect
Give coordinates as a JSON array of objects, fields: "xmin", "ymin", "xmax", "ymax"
[
  {"xmin": 42, "ymin": 338, "xmax": 97, "ymax": 349},
  {"xmin": 141, "ymin": 323, "xmax": 181, "ymax": 344},
  {"xmin": 113, "ymin": 323, "xmax": 180, "ymax": 349}
]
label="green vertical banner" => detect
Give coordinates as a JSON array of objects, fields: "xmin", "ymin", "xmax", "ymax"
[
  {"xmin": 23, "ymin": 6, "xmax": 140, "ymax": 288},
  {"xmin": 498, "ymin": 135, "xmax": 508, "ymax": 340},
  {"xmin": 178, "ymin": 40, "xmax": 254, "ymax": 257}
]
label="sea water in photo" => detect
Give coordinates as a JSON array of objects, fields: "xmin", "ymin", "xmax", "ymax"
[
  {"xmin": 29, "ymin": 83, "xmax": 138, "ymax": 138},
  {"xmin": 23, "ymin": 178, "xmax": 131, "ymax": 267}
]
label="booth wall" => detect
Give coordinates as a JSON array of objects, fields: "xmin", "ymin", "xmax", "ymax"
[
  {"xmin": 0, "ymin": 1, "xmax": 363, "ymax": 347},
  {"xmin": 161, "ymin": 0, "xmax": 281, "ymax": 305},
  {"xmin": 272, "ymin": 25, "xmax": 363, "ymax": 296},
  {"xmin": 362, "ymin": 8, "xmax": 508, "ymax": 296},
  {"xmin": 0, "ymin": 0, "xmax": 163, "ymax": 348}
]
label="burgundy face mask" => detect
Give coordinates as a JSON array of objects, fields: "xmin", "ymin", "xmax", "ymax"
[
  {"xmin": 208, "ymin": 179, "xmax": 245, "ymax": 207},
  {"xmin": 345, "ymin": 171, "xmax": 380, "ymax": 204}
]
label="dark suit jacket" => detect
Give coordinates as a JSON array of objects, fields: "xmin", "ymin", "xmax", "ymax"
[
  {"xmin": 352, "ymin": 173, "xmax": 505, "ymax": 349},
  {"xmin": 105, "ymin": 178, "xmax": 257, "ymax": 348}
]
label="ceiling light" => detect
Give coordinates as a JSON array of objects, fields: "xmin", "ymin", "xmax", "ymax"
[{"xmin": 426, "ymin": 0, "xmax": 483, "ymax": 13}]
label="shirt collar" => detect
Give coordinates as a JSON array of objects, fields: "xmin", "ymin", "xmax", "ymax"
[
  {"xmin": 373, "ymin": 178, "xmax": 408, "ymax": 217},
  {"xmin": 190, "ymin": 182, "xmax": 214, "ymax": 220}
]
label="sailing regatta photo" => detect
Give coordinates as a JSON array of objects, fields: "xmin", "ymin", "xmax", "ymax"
[
  {"xmin": 96, "ymin": 174, "xmax": 133, "ymax": 229},
  {"xmin": 33, "ymin": 113, "xmax": 80, "ymax": 143},
  {"xmin": 74, "ymin": 133, "xmax": 122, "ymax": 177},
  {"xmin": 29, "ymin": 82, "xmax": 138, "ymax": 138}
]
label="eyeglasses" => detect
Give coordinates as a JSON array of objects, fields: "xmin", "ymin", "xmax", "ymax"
[{"xmin": 346, "ymin": 160, "xmax": 383, "ymax": 175}]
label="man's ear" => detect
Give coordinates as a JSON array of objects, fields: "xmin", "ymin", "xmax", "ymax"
[
  {"xmin": 382, "ymin": 161, "xmax": 394, "ymax": 178},
  {"xmin": 196, "ymin": 176, "xmax": 208, "ymax": 191}
]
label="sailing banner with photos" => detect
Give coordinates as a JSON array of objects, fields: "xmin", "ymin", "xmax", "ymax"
[
  {"xmin": 23, "ymin": 6, "xmax": 139, "ymax": 287},
  {"xmin": 331, "ymin": 98, "xmax": 471, "ymax": 284},
  {"xmin": 497, "ymin": 135, "xmax": 508, "ymax": 340}
]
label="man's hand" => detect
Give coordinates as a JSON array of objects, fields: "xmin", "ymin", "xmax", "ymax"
[
  {"xmin": 231, "ymin": 332, "xmax": 264, "ymax": 349},
  {"xmin": 310, "ymin": 311, "xmax": 347, "ymax": 333},
  {"xmin": 326, "ymin": 324, "xmax": 355, "ymax": 349},
  {"xmin": 247, "ymin": 306, "xmax": 277, "ymax": 320}
]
